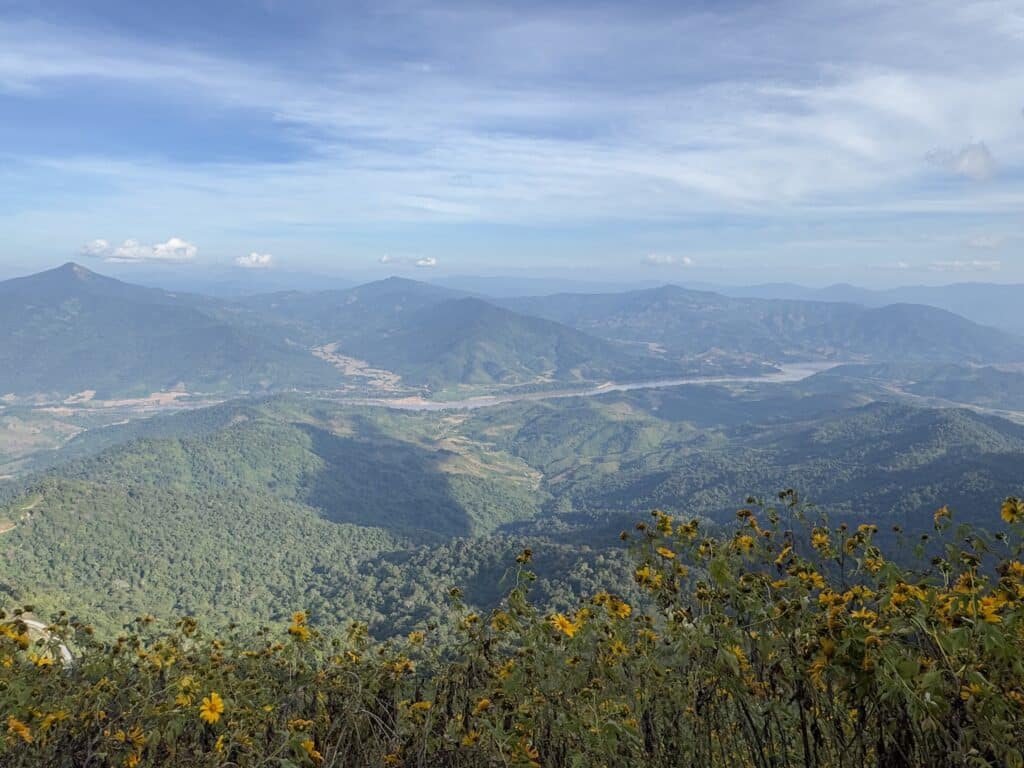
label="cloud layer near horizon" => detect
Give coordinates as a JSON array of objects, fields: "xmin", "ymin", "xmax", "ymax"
[{"xmin": 81, "ymin": 237, "xmax": 197, "ymax": 264}]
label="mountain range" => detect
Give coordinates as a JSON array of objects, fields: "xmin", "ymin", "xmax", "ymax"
[
  {"xmin": 2, "ymin": 263, "xmax": 1023, "ymax": 401},
  {"xmin": 501, "ymin": 285, "xmax": 1024, "ymax": 363}
]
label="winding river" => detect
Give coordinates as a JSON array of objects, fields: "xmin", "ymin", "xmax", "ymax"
[{"xmin": 335, "ymin": 361, "xmax": 841, "ymax": 412}]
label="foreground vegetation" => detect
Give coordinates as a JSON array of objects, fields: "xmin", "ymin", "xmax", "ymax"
[{"xmin": 3, "ymin": 494, "xmax": 1023, "ymax": 767}]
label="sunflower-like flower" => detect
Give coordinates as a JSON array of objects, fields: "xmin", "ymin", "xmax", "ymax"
[{"xmin": 199, "ymin": 692, "xmax": 225, "ymax": 725}]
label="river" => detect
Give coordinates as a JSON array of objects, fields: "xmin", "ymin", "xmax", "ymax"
[{"xmin": 333, "ymin": 361, "xmax": 841, "ymax": 412}]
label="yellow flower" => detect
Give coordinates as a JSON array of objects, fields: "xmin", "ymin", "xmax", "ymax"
[
  {"xmin": 29, "ymin": 652, "xmax": 54, "ymax": 668},
  {"xmin": 978, "ymin": 595, "xmax": 1006, "ymax": 623},
  {"xmin": 7, "ymin": 717, "xmax": 32, "ymax": 744},
  {"xmin": 863, "ymin": 555, "xmax": 885, "ymax": 574},
  {"xmin": 473, "ymin": 698, "xmax": 491, "ymax": 715},
  {"xmin": 728, "ymin": 644, "xmax": 749, "ymax": 669},
  {"xmin": 811, "ymin": 530, "xmax": 830, "ymax": 550},
  {"xmin": 199, "ymin": 692, "xmax": 225, "ymax": 725},
  {"xmin": 1001, "ymin": 498, "xmax": 1022, "ymax": 524},
  {"xmin": 656, "ymin": 546, "xmax": 676, "ymax": 559},
  {"xmin": 607, "ymin": 640, "xmax": 629, "ymax": 658},
  {"xmin": 795, "ymin": 568, "xmax": 826, "ymax": 589},
  {"xmin": 387, "ymin": 657, "xmax": 414, "ymax": 675},
  {"xmin": 461, "ymin": 730, "xmax": 481, "ymax": 747},
  {"xmin": 409, "ymin": 700, "xmax": 432, "ymax": 712},
  {"xmin": 301, "ymin": 738, "xmax": 323, "ymax": 764},
  {"xmin": 809, "ymin": 657, "xmax": 827, "ymax": 688},
  {"xmin": 850, "ymin": 608, "xmax": 877, "ymax": 627},
  {"xmin": 654, "ymin": 511, "xmax": 674, "ymax": 536},
  {"xmin": 960, "ymin": 682, "xmax": 984, "ymax": 701},
  {"xmin": 734, "ymin": 534, "xmax": 755, "ymax": 553},
  {"xmin": 407, "ymin": 630, "xmax": 425, "ymax": 645},
  {"xmin": 820, "ymin": 637, "xmax": 836, "ymax": 659},
  {"xmin": 550, "ymin": 613, "xmax": 580, "ymax": 638},
  {"xmin": 634, "ymin": 565, "xmax": 663, "ymax": 589},
  {"xmin": 215, "ymin": 735, "xmax": 226, "ymax": 753},
  {"xmin": 774, "ymin": 545, "xmax": 793, "ymax": 566}
]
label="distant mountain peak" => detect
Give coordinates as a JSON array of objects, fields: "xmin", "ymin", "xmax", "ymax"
[{"xmin": 58, "ymin": 262, "xmax": 96, "ymax": 280}]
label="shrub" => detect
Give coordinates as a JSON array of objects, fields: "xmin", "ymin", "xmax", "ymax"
[{"xmin": 2, "ymin": 494, "xmax": 1023, "ymax": 767}]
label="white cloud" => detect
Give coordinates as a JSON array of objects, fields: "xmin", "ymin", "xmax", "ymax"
[
  {"xmin": 378, "ymin": 254, "xmax": 438, "ymax": 268},
  {"xmin": 80, "ymin": 237, "xmax": 197, "ymax": 263},
  {"xmin": 80, "ymin": 239, "xmax": 111, "ymax": 257},
  {"xmin": 966, "ymin": 234, "xmax": 1005, "ymax": 249},
  {"xmin": 929, "ymin": 259, "xmax": 1001, "ymax": 272},
  {"xmin": 235, "ymin": 252, "xmax": 273, "ymax": 269},
  {"xmin": 928, "ymin": 142, "xmax": 997, "ymax": 181},
  {"xmin": 643, "ymin": 253, "xmax": 694, "ymax": 267}
]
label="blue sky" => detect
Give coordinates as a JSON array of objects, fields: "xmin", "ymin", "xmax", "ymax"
[{"xmin": 1, "ymin": 0, "xmax": 1022, "ymax": 285}]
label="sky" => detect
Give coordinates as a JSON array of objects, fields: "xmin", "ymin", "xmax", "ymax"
[{"xmin": 1, "ymin": 0, "xmax": 1022, "ymax": 286}]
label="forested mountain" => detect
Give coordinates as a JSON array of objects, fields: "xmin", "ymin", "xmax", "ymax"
[
  {"xmin": 244, "ymin": 278, "xmax": 692, "ymax": 388},
  {"xmin": 4, "ymin": 265, "xmax": 1022, "ymax": 402},
  {"xmin": 807, "ymin": 362, "xmax": 1024, "ymax": 411},
  {"xmin": 501, "ymin": 285, "xmax": 1024, "ymax": 363},
  {"xmin": 0, "ymin": 263, "xmax": 340, "ymax": 399},
  {"xmin": 4, "ymin": 383, "xmax": 1021, "ymax": 636}
]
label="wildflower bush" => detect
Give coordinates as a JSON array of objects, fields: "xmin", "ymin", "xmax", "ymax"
[{"xmin": 2, "ymin": 494, "xmax": 1024, "ymax": 767}]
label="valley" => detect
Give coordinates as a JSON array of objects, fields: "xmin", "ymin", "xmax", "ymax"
[{"xmin": 2, "ymin": 263, "xmax": 1024, "ymax": 643}]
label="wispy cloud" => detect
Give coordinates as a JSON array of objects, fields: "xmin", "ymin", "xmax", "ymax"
[
  {"xmin": 929, "ymin": 259, "xmax": 1002, "ymax": 272},
  {"xmin": 927, "ymin": 142, "xmax": 998, "ymax": 181},
  {"xmin": 643, "ymin": 253, "xmax": 694, "ymax": 267},
  {"xmin": 3, "ymin": 1, "xmax": 1023, "ymax": 280},
  {"xmin": 235, "ymin": 252, "xmax": 273, "ymax": 269},
  {"xmin": 966, "ymin": 234, "xmax": 1005, "ymax": 249},
  {"xmin": 81, "ymin": 237, "xmax": 197, "ymax": 264},
  {"xmin": 379, "ymin": 254, "xmax": 438, "ymax": 268}
]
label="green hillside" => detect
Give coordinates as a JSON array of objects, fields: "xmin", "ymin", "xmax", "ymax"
[
  {"xmin": 809, "ymin": 362, "xmax": 1024, "ymax": 411},
  {"xmin": 0, "ymin": 264, "xmax": 340, "ymax": 399},
  {"xmin": 3, "ymin": 387, "xmax": 1022, "ymax": 637},
  {"xmin": 245, "ymin": 279, "xmax": 693, "ymax": 388}
]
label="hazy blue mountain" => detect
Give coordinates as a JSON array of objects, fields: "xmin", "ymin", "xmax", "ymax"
[
  {"xmin": 501, "ymin": 285, "xmax": 1024, "ymax": 363},
  {"xmin": 241, "ymin": 276, "xmax": 468, "ymax": 337},
  {"xmin": 705, "ymin": 281, "xmax": 1024, "ymax": 335},
  {"xmin": 0, "ymin": 263, "xmax": 340, "ymax": 399},
  {"xmin": 244, "ymin": 278, "xmax": 690, "ymax": 388},
  {"xmin": 431, "ymin": 275, "xmax": 662, "ymax": 297}
]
